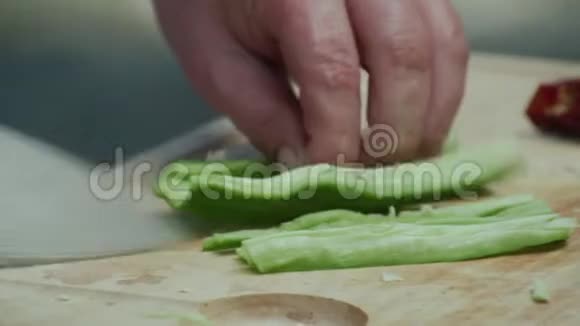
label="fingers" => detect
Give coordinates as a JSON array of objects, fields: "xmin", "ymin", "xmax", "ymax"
[
  {"xmin": 417, "ymin": 0, "xmax": 470, "ymax": 156},
  {"xmin": 155, "ymin": 0, "xmax": 467, "ymax": 166},
  {"xmin": 263, "ymin": 0, "xmax": 362, "ymax": 163},
  {"xmin": 348, "ymin": 0, "xmax": 433, "ymax": 163},
  {"xmin": 204, "ymin": 52, "xmax": 306, "ymax": 165},
  {"xmin": 154, "ymin": 0, "xmax": 306, "ymax": 164}
]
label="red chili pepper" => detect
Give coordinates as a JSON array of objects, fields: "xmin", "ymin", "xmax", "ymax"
[{"xmin": 526, "ymin": 79, "xmax": 580, "ymax": 137}]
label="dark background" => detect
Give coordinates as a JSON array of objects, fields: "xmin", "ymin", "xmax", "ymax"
[{"xmin": 1, "ymin": 0, "xmax": 579, "ymax": 163}]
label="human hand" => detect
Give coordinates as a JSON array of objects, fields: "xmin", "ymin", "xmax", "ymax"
[{"xmin": 154, "ymin": 0, "xmax": 469, "ymax": 165}]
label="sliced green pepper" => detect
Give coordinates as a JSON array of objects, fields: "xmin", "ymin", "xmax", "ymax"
[
  {"xmin": 237, "ymin": 217, "xmax": 576, "ymax": 273},
  {"xmin": 202, "ymin": 194, "xmax": 553, "ymax": 251},
  {"xmin": 158, "ymin": 142, "xmax": 521, "ymax": 222}
]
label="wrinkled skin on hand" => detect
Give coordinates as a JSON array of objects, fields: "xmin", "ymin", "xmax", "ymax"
[{"xmin": 154, "ymin": 0, "xmax": 469, "ymax": 165}]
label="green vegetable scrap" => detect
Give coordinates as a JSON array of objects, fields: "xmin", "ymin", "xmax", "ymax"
[
  {"xmin": 530, "ymin": 279, "xmax": 551, "ymax": 303},
  {"xmin": 381, "ymin": 272, "xmax": 404, "ymax": 283},
  {"xmin": 157, "ymin": 142, "xmax": 521, "ymax": 222}
]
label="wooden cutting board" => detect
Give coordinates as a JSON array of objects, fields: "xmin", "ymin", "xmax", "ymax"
[{"xmin": 1, "ymin": 53, "xmax": 580, "ymax": 326}]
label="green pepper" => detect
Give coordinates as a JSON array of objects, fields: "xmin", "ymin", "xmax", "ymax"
[
  {"xmin": 158, "ymin": 142, "xmax": 521, "ymax": 222},
  {"xmin": 202, "ymin": 194, "xmax": 552, "ymax": 251},
  {"xmin": 237, "ymin": 216, "xmax": 576, "ymax": 273}
]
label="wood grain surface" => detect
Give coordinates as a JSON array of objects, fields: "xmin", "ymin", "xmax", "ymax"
[{"xmin": 1, "ymin": 53, "xmax": 580, "ymax": 326}]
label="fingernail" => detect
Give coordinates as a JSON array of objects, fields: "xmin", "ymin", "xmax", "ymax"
[{"xmin": 277, "ymin": 146, "xmax": 306, "ymax": 168}]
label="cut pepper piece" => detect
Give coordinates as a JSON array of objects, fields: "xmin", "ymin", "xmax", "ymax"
[
  {"xmin": 526, "ymin": 79, "xmax": 580, "ymax": 137},
  {"xmin": 237, "ymin": 217, "xmax": 576, "ymax": 273}
]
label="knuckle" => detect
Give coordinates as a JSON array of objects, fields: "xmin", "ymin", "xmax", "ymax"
[
  {"xmin": 444, "ymin": 37, "xmax": 470, "ymax": 66},
  {"xmin": 314, "ymin": 60, "xmax": 360, "ymax": 90},
  {"xmin": 310, "ymin": 42, "xmax": 360, "ymax": 89},
  {"xmin": 277, "ymin": 0, "xmax": 308, "ymax": 24},
  {"xmin": 251, "ymin": 111, "xmax": 279, "ymax": 130},
  {"xmin": 260, "ymin": 0, "xmax": 308, "ymax": 35},
  {"xmin": 439, "ymin": 18, "xmax": 470, "ymax": 65},
  {"xmin": 450, "ymin": 39, "xmax": 470, "ymax": 66},
  {"xmin": 384, "ymin": 29, "xmax": 432, "ymax": 73}
]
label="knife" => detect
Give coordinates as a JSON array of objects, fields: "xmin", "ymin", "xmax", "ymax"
[{"xmin": 0, "ymin": 118, "xmax": 258, "ymax": 267}]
